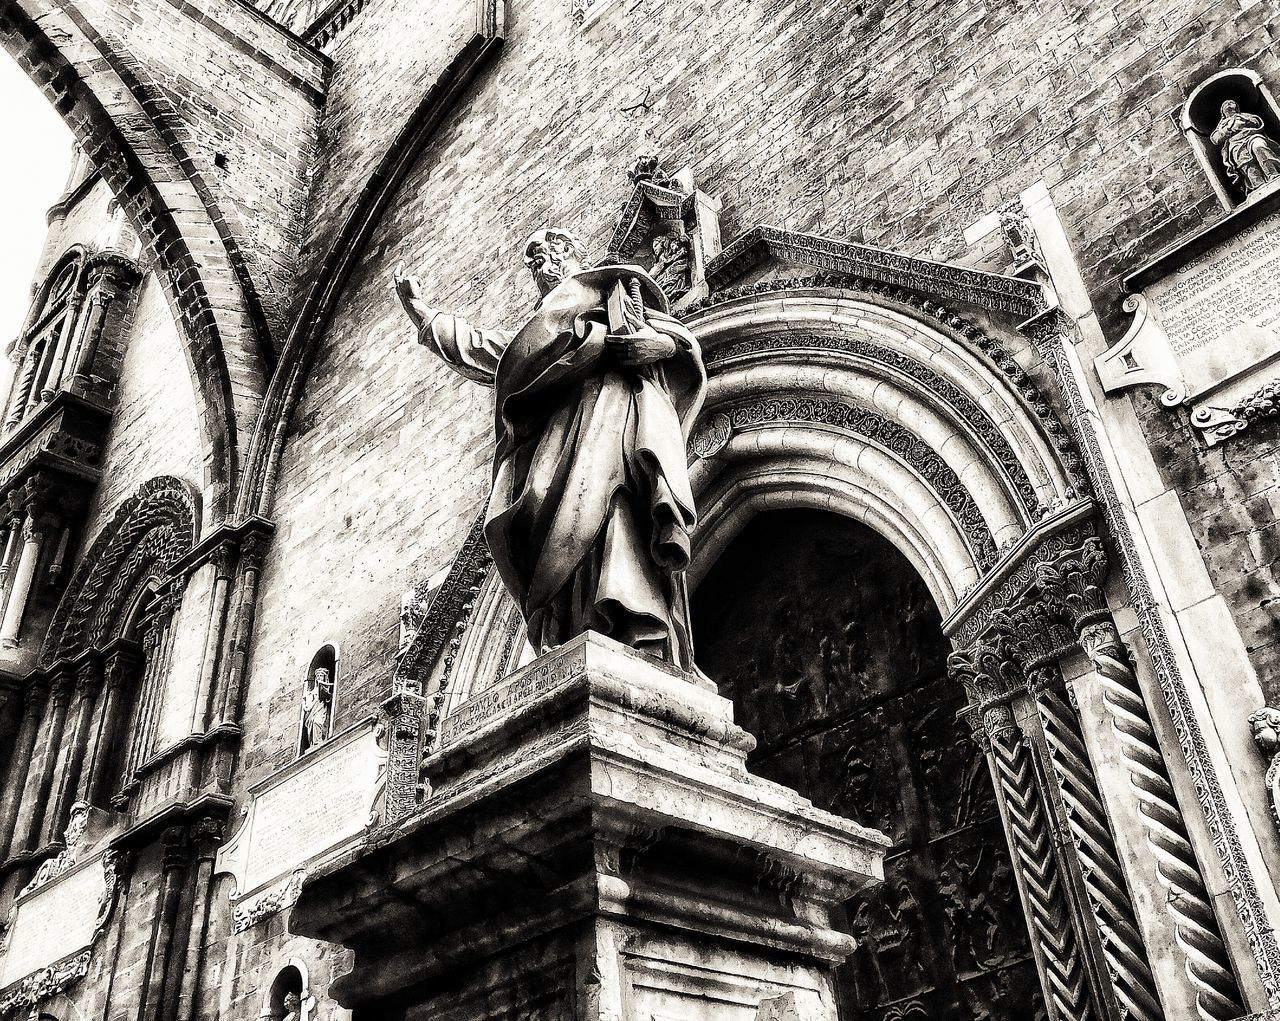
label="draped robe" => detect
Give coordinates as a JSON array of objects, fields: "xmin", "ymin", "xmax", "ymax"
[{"xmin": 420, "ymin": 265, "xmax": 705, "ymax": 668}]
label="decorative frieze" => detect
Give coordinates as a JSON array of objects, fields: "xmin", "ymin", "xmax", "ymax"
[{"xmin": 703, "ymin": 225, "xmax": 1049, "ymax": 319}]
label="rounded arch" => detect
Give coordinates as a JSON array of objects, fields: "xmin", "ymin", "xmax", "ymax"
[
  {"xmin": 0, "ymin": 5, "xmax": 270, "ymax": 519},
  {"xmin": 684, "ymin": 285, "xmax": 1077, "ymax": 617},
  {"xmin": 41, "ymin": 476, "xmax": 199, "ymax": 665}
]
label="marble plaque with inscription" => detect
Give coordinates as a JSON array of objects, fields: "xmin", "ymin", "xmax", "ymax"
[
  {"xmin": 1097, "ymin": 204, "xmax": 1280, "ymax": 444},
  {"xmin": 215, "ymin": 719, "xmax": 383, "ymax": 905},
  {"xmin": 0, "ymin": 854, "xmax": 107, "ymax": 989}
]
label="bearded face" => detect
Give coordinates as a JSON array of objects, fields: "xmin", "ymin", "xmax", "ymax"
[{"xmin": 524, "ymin": 229, "xmax": 586, "ymax": 294}]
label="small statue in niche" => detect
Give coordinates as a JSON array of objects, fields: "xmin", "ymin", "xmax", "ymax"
[
  {"xmin": 299, "ymin": 666, "xmax": 334, "ymax": 753},
  {"xmin": 280, "ymin": 993, "xmax": 302, "ymax": 1021},
  {"xmin": 650, "ymin": 233, "xmax": 692, "ymax": 299},
  {"xmin": 1212, "ymin": 99, "xmax": 1280, "ymax": 195}
]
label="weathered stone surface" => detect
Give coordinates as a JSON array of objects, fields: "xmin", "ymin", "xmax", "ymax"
[{"xmin": 292, "ymin": 635, "xmax": 888, "ymax": 1017}]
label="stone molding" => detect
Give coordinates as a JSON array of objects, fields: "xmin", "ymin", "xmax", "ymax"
[
  {"xmin": 41, "ymin": 475, "xmax": 199, "ymax": 666},
  {"xmin": 717, "ymin": 394, "xmax": 999, "ymax": 569},
  {"xmin": 703, "ymin": 225, "xmax": 1049, "ymax": 319},
  {"xmin": 1037, "ymin": 315, "xmax": 1280, "ymax": 1001},
  {"xmin": 684, "ymin": 276, "xmax": 1087, "ymax": 490}
]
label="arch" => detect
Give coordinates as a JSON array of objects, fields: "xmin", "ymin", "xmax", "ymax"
[
  {"xmin": 684, "ymin": 286, "xmax": 1076, "ymax": 617},
  {"xmin": 258, "ymin": 956, "xmax": 315, "ymax": 1021},
  {"xmin": 41, "ymin": 476, "xmax": 199, "ymax": 665},
  {"xmin": 0, "ymin": 3, "xmax": 271, "ymax": 519}
]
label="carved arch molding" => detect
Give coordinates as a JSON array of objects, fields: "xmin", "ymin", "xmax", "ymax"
[{"xmin": 43, "ymin": 475, "xmax": 199, "ymax": 664}]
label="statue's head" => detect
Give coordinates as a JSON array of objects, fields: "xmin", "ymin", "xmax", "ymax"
[
  {"xmin": 283, "ymin": 993, "xmax": 301, "ymax": 1012},
  {"xmin": 1221, "ymin": 99, "xmax": 1240, "ymax": 118},
  {"xmin": 523, "ymin": 228, "xmax": 587, "ymax": 296}
]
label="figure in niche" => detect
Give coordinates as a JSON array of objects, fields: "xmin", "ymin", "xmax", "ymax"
[
  {"xmin": 1212, "ymin": 99, "xmax": 1280, "ymax": 195},
  {"xmin": 649, "ymin": 233, "xmax": 692, "ymax": 299},
  {"xmin": 395, "ymin": 229, "xmax": 706, "ymax": 669},
  {"xmin": 299, "ymin": 665, "xmax": 334, "ymax": 754}
]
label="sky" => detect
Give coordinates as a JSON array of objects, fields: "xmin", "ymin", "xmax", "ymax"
[{"xmin": 0, "ymin": 54, "xmax": 74, "ymax": 357}]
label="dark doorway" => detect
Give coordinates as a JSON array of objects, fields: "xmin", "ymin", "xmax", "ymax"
[{"xmin": 692, "ymin": 509, "xmax": 1045, "ymax": 1021}]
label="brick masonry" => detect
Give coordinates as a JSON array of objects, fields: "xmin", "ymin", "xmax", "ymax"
[{"xmin": 4, "ymin": 0, "xmax": 1280, "ymax": 1017}]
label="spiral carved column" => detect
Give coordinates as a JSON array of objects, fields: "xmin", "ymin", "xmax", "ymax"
[
  {"xmin": 950, "ymin": 647, "xmax": 1102, "ymax": 1021},
  {"xmin": 1077, "ymin": 621, "xmax": 1243, "ymax": 1021},
  {"xmin": 1037, "ymin": 680, "xmax": 1164, "ymax": 1021}
]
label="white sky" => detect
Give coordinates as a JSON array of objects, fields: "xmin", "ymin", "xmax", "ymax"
[{"xmin": 0, "ymin": 54, "xmax": 73, "ymax": 353}]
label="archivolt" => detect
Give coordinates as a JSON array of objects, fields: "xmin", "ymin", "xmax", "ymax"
[
  {"xmin": 686, "ymin": 286, "xmax": 1076, "ymax": 616},
  {"xmin": 42, "ymin": 477, "xmax": 199, "ymax": 665}
]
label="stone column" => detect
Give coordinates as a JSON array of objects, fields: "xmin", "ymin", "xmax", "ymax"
[
  {"xmin": 0, "ymin": 684, "xmax": 46, "ymax": 859},
  {"xmin": 141, "ymin": 826, "xmax": 190, "ymax": 1021},
  {"xmin": 9, "ymin": 671, "xmax": 74, "ymax": 855},
  {"xmin": 5, "ymin": 342, "xmax": 43, "ymax": 430},
  {"xmin": 70, "ymin": 290, "xmax": 113, "ymax": 384},
  {"xmin": 191, "ymin": 546, "xmax": 233, "ymax": 734},
  {"xmin": 41, "ymin": 658, "xmax": 104, "ymax": 845},
  {"xmin": 80, "ymin": 646, "xmax": 138, "ymax": 808},
  {"xmin": 1066, "ymin": 619, "xmax": 1244, "ymax": 1021},
  {"xmin": 42, "ymin": 292, "xmax": 85, "ymax": 399},
  {"xmin": 948, "ymin": 643, "xmax": 1115, "ymax": 1021},
  {"xmin": 175, "ymin": 817, "xmax": 223, "ymax": 1021},
  {"xmin": 0, "ymin": 507, "xmax": 51, "ymax": 648}
]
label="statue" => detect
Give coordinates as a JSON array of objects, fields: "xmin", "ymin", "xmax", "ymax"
[
  {"xmin": 280, "ymin": 992, "xmax": 302, "ymax": 1021},
  {"xmin": 1211, "ymin": 99, "xmax": 1280, "ymax": 195},
  {"xmin": 650, "ymin": 233, "xmax": 692, "ymax": 298},
  {"xmin": 394, "ymin": 227, "xmax": 706, "ymax": 670},
  {"xmin": 299, "ymin": 666, "xmax": 333, "ymax": 753}
]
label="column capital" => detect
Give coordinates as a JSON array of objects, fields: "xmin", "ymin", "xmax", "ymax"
[
  {"xmin": 22, "ymin": 680, "xmax": 49, "ymax": 717},
  {"xmin": 947, "ymin": 638, "xmax": 1020, "ymax": 748}
]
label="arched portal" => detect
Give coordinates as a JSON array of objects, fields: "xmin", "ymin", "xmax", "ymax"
[{"xmin": 693, "ymin": 508, "xmax": 1044, "ymax": 1019}]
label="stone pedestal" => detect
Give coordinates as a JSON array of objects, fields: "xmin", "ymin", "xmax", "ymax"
[{"xmin": 290, "ymin": 633, "xmax": 888, "ymax": 1021}]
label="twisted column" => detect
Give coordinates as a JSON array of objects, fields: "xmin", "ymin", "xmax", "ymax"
[
  {"xmin": 950, "ymin": 645, "xmax": 1101, "ymax": 1021},
  {"xmin": 1038, "ymin": 681, "xmax": 1164, "ymax": 1021},
  {"xmin": 1078, "ymin": 621, "xmax": 1242, "ymax": 1021},
  {"xmin": 990, "ymin": 730, "xmax": 1098, "ymax": 1021}
]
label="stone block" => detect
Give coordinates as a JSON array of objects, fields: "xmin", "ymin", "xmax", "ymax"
[{"xmin": 291, "ymin": 634, "xmax": 888, "ymax": 1021}]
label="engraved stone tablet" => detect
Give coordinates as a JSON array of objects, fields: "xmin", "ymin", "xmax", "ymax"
[
  {"xmin": 0, "ymin": 854, "xmax": 108, "ymax": 989},
  {"xmin": 441, "ymin": 643, "xmax": 588, "ymax": 744},
  {"xmin": 1097, "ymin": 203, "xmax": 1280, "ymax": 444},
  {"xmin": 214, "ymin": 719, "xmax": 383, "ymax": 905}
]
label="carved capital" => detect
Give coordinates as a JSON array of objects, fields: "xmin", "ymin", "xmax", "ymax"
[
  {"xmin": 22, "ymin": 681, "xmax": 48, "ymax": 717},
  {"xmin": 160, "ymin": 825, "xmax": 189, "ymax": 871},
  {"xmin": 191, "ymin": 817, "xmax": 223, "ymax": 861},
  {"xmin": 1077, "ymin": 618, "xmax": 1126, "ymax": 668},
  {"xmin": 1249, "ymin": 706, "xmax": 1280, "ymax": 759},
  {"xmin": 948, "ymin": 640, "xmax": 1019, "ymax": 747}
]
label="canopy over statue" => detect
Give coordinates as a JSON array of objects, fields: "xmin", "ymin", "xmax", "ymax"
[{"xmin": 395, "ymin": 228, "xmax": 706, "ymax": 670}]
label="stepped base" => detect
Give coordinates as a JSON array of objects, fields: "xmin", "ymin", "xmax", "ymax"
[{"xmin": 291, "ymin": 633, "xmax": 888, "ymax": 1021}]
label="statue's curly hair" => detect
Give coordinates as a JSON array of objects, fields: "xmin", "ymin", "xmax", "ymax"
[{"xmin": 522, "ymin": 227, "xmax": 587, "ymax": 270}]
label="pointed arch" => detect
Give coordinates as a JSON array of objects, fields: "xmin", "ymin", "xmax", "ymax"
[
  {"xmin": 41, "ymin": 476, "xmax": 199, "ymax": 665},
  {"xmin": 0, "ymin": 2, "xmax": 275, "ymax": 518}
]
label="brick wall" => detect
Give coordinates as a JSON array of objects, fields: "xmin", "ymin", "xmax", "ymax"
[{"xmin": 247, "ymin": 0, "xmax": 1279, "ymax": 767}]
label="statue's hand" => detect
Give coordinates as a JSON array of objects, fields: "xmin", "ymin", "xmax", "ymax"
[
  {"xmin": 393, "ymin": 262, "xmax": 424, "ymax": 302},
  {"xmin": 606, "ymin": 327, "xmax": 676, "ymax": 366}
]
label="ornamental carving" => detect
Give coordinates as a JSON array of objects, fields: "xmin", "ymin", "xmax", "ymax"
[
  {"xmin": 723, "ymin": 395, "xmax": 998, "ymax": 568},
  {"xmin": 702, "ymin": 225, "xmax": 1048, "ymax": 319},
  {"xmin": 42, "ymin": 476, "xmax": 198, "ymax": 665},
  {"xmin": 685, "ymin": 274, "xmax": 1087, "ymax": 491}
]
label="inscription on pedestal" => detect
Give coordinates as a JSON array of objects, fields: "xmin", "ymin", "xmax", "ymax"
[
  {"xmin": 1148, "ymin": 216, "xmax": 1280, "ymax": 388},
  {"xmin": 215, "ymin": 719, "xmax": 383, "ymax": 905},
  {"xmin": 441, "ymin": 644, "xmax": 588, "ymax": 743},
  {"xmin": 0, "ymin": 855, "xmax": 107, "ymax": 989}
]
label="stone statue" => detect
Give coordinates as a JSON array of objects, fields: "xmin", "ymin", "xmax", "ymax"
[
  {"xmin": 394, "ymin": 227, "xmax": 706, "ymax": 669},
  {"xmin": 300, "ymin": 666, "xmax": 333, "ymax": 752},
  {"xmin": 281, "ymin": 993, "xmax": 302, "ymax": 1021},
  {"xmin": 650, "ymin": 233, "xmax": 692, "ymax": 298},
  {"xmin": 1211, "ymin": 99, "xmax": 1280, "ymax": 195}
]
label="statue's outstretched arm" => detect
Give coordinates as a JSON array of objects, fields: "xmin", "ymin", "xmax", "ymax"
[{"xmin": 394, "ymin": 263, "xmax": 509, "ymax": 386}]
